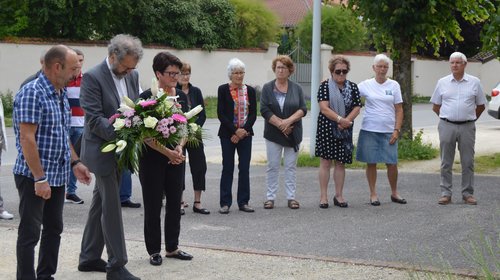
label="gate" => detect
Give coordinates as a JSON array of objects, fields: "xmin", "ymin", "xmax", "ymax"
[{"xmin": 286, "ymin": 39, "xmax": 312, "ymax": 97}]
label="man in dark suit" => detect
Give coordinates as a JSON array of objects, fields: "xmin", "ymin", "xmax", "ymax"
[{"xmin": 78, "ymin": 34, "xmax": 143, "ymax": 280}]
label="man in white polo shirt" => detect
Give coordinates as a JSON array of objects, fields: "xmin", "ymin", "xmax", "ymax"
[{"xmin": 430, "ymin": 52, "xmax": 486, "ymax": 205}]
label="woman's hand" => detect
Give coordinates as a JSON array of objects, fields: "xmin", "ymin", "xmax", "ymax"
[
  {"xmin": 338, "ymin": 117, "xmax": 353, "ymax": 129},
  {"xmin": 166, "ymin": 145, "xmax": 185, "ymax": 165},
  {"xmin": 235, "ymin": 128, "xmax": 248, "ymax": 139}
]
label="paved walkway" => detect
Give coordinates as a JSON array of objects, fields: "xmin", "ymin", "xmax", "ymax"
[{"xmin": 1, "ymin": 108, "xmax": 499, "ymax": 279}]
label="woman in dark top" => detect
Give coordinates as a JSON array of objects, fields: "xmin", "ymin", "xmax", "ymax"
[
  {"xmin": 260, "ymin": 55, "xmax": 307, "ymax": 210},
  {"xmin": 138, "ymin": 51, "xmax": 192, "ymax": 266},
  {"xmin": 176, "ymin": 62, "xmax": 209, "ymax": 215},
  {"xmin": 315, "ymin": 55, "xmax": 361, "ymax": 209},
  {"xmin": 217, "ymin": 58, "xmax": 257, "ymax": 214}
]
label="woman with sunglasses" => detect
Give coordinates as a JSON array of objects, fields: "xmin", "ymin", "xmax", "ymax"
[
  {"xmin": 315, "ymin": 55, "xmax": 361, "ymax": 208},
  {"xmin": 356, "ymin": 54, "xmax": 406, "ymax": 206}
]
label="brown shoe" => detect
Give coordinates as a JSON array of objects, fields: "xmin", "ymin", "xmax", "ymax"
[
  {"xmin": 463, "ymin": 195, "xmax": 477, "ymax": 205},
  {"xmin": 438, "ymin": 196, "xmax": 451, "ymax": 205}
]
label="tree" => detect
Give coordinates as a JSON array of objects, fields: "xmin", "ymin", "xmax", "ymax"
[
  {"xmin": 294, "ymin": 5, "xmax": 367, "ymax": 53},
  {"xmin": 349, "ymin": 0, "xmax": 495, "ymax": 139},
  {"xmin": 481, "ymin": 0, "xmax": 500, "ymax": 58},
  {"xmin": 229, "ymin": 0, "xmax": 280, "ymax": 48}
]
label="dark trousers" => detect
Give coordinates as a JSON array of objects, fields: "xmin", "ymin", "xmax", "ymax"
[
  {"xmin": 219, "ymin": 136, "xmax": 252, "ymax": 208},
  {"xmin": 139, "ymin": 157, "xmax": 184, "ymax": 255},
  {"xmin": 79, "ymin": 169, "xmax": 127, "ymax": 271},
  {"xmin": 15, "ymin": 175, "xmax": 64, "ymax": 280},
  {"xmin": 186, "ymin": 143, "xmax": 207, "ymax": 191}
]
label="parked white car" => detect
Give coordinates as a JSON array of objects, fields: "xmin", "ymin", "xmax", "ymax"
[{"xmin": 488, "ymin": 82, "xmax": 500, "ymax": 119}]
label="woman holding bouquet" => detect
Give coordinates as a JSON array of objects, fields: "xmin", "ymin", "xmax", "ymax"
[
  {"xmin": 217, "ymin": 58, "xmax": 257, "ymax": 214},
  {"xmin": 138, "ymin": 52, "xmax": 192, "ymax": 266},
  {"xmin": 177, "ymin": 62, "xmax": 210, "ymax": 215}
]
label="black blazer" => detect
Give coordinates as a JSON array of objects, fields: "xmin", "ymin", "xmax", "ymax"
[
  {"xmin": 176, "ymin": 83, "xmax": 206, "ymax": 127},
  {"xmin": 217, "ymin": 83, "xmax": 257, "ymax": 138}
]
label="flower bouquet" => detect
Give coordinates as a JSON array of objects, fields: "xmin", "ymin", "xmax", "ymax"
[{"xmin": 101, "ymin": 79, "xmax": 204, "ymax": 172}]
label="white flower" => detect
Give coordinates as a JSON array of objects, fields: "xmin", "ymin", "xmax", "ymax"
[
  {"xmin": 151, "ymin": 78, "xmax": 158, "ymax": 97},
  {"xmin": 115, "ymin": 140, "xmax": 127, "ymax": 153},
  {"xmin": 113, "ymin": 118, "xmax": 125, "ymax": 130},
  {"xmin": 102, "ymin": 143, "xmax": 117, "ymax": 152},
  {"xmin": 185, "ymin": 105, "xmax": 203, "ymax": 119},
  {"xmin": 157, "ymin": 88, "xmax": 165, "ymax": 98},
  {"xmin": 123, "ymin": 96, "xmax": 135, "ymax": 108},
  {"xmin": 144, "ymin": 116, "xmax": 158, "ymax": 128},
  {"xmin": 189, "ymin": 123, "xmax": 199, "ymax": 132}
]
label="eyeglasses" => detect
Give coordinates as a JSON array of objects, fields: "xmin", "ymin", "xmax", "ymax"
[
  {"xmin": 334, "ymin": 69, "xmax": 349, "ymax": 75},
  {"xmin": 232, "ymin": 71, "xmax": 245, "ymax": 75},
  {"xmin": 276, "ymin": 66, "xmax": 288, "ymax": 70},
  {"xmin": 118, "ymin": 61, "xmax": 136, "ymax": 71},
  {"xmin": 181, "ymin": 73, "xmax": 191, "ymax": 76},
  {"xmin": 164, "ymin": 71, "xmax": 181, "ymax": 78}
]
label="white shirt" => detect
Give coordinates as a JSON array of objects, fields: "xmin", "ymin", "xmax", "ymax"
[
  {"xmin": 358, "ymin": 78, "xmax": 403, "ymax": 133},
  {"xmin": 430, "ymin": 73, "xmax": 486, "ymax": 122}
]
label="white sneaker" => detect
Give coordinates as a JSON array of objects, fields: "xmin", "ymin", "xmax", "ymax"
[{"xmin": 0, "ymin": 210, "xmax": 13, "ymax": 220}]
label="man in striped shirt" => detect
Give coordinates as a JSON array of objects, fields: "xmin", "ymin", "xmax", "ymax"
[{"xmin": 66, "ymin": 49, "xmax": 85, "ymax": 204}]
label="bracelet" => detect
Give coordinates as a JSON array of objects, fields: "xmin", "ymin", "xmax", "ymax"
[
  {"xmin": 35, "ymin": 179, "xmax": 48, "ymax": 184},
  {"xmin": 34, "ymin": 175, "xmax": 47, "ymax": 183},
  {"xmin": 71, "ymin": 159, "xmax": 81, "ymax": 168},
  {"xmin": 336, "ymin": 115, "xmax": 342, "ymax": 122},
  {"xmin": 394, "ymin": 128, "xmax": 401, "ymax": 133}
]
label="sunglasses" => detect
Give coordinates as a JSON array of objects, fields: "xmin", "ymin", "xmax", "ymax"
[{"xmin": 334, "ymin": 69, "xmax": 349, "ymax": 75}]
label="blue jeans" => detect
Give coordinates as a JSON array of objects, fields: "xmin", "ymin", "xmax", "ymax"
[
  {"xmin": 119, "ymin": 169, "xmax": 132, "ymax": 202},
  {"xmin": 219, "ymin": 136, "xmax": 252, "ymax": 208},
  {"xmin": 67, "ymin": 127, "xmax": 83, "ymax": 195}
]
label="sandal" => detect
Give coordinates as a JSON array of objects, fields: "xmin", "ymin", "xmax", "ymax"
[
  {"xmin": 288, "ymin": 199, "xmax": 300, "ymax": 209},
  {"xmin": 263, "ymin": 200, "xmax": 274, "ymax": 209}
]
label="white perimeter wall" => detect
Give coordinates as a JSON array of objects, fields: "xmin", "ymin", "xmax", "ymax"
[{"xmin": 1, "ymin": 42, "xmax": 499, "ymax": 97}]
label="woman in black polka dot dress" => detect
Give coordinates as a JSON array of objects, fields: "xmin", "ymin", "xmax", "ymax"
[{"xmin": 315, "ymin": 56, "xmax": 361, "ymax": 209}]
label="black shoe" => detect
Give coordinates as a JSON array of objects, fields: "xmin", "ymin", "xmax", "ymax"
[
  {"xmin": 165, "ymin": 250, "xmax": 193, "ymax": 261},
  {"xmin": 319, "ymin": 203, "xmax": 329, "ymax": 209},
  {"xmin": 391, "ymin": 195, "xmax": 407, "ymax": 204},
  {"xmin": 78, "ymin": 259, "xmax": 107, "ymax": 272},
  {"xmin": 65, "ymin": 193, "xmax": 84, "ymax": 204},
  {"xmin": 106, "ymin": 267, "xmax": 140, "ymax": 280},
  {"xmin": 193, "ymin": 202, "xmax": 210, "ymax": 215},
  {"xmin": 121, "ymin": 200, "xmax": 141, "ymax": 208},
  {"xmin": 239, "ymin": 205, "xmax": 255, "ymax": 213},
  {"xmin": 149, "ymin": 253, "xmax": 162, "ymax": 266},
  {"xmin": 333, "ymin": 196, "xmax": 348, "ymax": 208},
  {"xmin": 370, "ymin": 199, "xmax": 381, "ymax": 206}
]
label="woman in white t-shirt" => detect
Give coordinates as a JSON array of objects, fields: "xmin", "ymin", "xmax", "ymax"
[{"xmin": 356, "ymin": 54, "xmax": 406, "ymax": 206}]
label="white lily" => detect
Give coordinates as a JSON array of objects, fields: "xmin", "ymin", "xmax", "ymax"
[
  {"xmin": 157, "ymin": 88, "xmax": 165, "ymax": 98},
  {"xmin": 151, "ymin": 78, "xmax": 158, "ymax": 97},
  {"xmin": 123, "ymin": 96, "xmax": 136, "ymax": 108},
  {"xmin": 102, "ymin": 143, "xmax": 117, "ymax": 152},
  {"xmin": 115, "ymin": 140, "xmax": 127, "ymax": 153},
  {"xmin": 185, "ymin": 105, "xmax": 203, "ymax": 119}
]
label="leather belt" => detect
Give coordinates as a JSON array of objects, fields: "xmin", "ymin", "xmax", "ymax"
[{"xmin": 440, "ymin": 118, "xmax": 475, "ymax": 125}]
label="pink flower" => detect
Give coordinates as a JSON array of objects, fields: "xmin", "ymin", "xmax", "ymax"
[
  {"xmin": 123, "ymin": 109, "xmax": 135, "ymax": 118},
  {"xmin": 109, "ymin": 113, "xmax": 121, "ymax": 124},
  {"xmin": 169, "ymin": 126, "xmax": 177, "ymax": 133},
  {"xmin": 172, "ymin": 114, "xmax": 187, "ymax": 123},
  {"xmin": 139, "ymin": 100, "xmax": 157, "ymax": 108}
]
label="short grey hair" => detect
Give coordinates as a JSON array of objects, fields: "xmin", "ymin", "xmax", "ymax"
[
  {"xmin": 227, "ymin": 58, "xmax": 245, "ymax": 79},
  {"xmin": 373, "ymin": 54, "xmax": 391, "ymax": 65},
  {"xmin": 449, "ymin": 52, "xmax": 467, "ymax": 63},
  {"xmin": 108, "ymin": 34, "xmax": 144, "ymax": 62}
]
